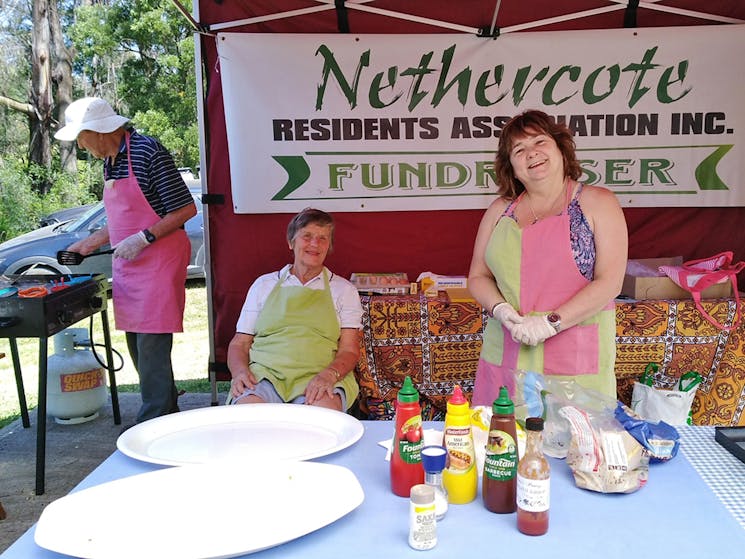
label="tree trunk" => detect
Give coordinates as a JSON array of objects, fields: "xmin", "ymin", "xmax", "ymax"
[
  {"xmin": 30, "ymin": 0, "xmax": 54, "ymax": 194},
  {"xmin": 50, "ymin": 0, "xmax": 76, "ymax": 173}
]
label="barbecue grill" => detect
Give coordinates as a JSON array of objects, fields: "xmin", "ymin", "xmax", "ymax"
[{"xmin": 1, "ymin": 273, "xmax": 120, "ymax": 494}]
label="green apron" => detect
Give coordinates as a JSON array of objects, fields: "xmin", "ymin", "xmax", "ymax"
[{"xmin": 249, "ymin": 269, "xmax": 359, "ymax": 409}]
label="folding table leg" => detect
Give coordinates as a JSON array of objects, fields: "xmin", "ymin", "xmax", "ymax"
[
  {"xmin": 35, "ymin": 337, "xmax": 48, "ymax": 496},
  {"xmin": 100, "ymin": 309, "xmax": 121, "ymax": 425},
  {"xmin": 9, "ymin": 338, "xmax": 30, "ymax": 428}
]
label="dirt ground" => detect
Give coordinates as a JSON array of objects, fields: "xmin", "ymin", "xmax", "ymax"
[{"xmin": 0, "ymin": 391, "xmax": 220, "ymax": 554}]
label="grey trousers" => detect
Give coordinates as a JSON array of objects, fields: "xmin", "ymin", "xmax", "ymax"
[{"xmin": 125, "ymin": 332, "xmax": 180, "ymax": 423}]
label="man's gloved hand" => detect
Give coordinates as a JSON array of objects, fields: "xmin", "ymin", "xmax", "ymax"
[
  {"xmin": 113, "ymin": 231, "xmax": 149, "ymax": 260},
  {"xmin": 492, "ymin": 302, "xmax": 523, "ymax": 330},
  {"xmin": 510, "ymin": 315, "xmax": 557, "ymax": 346}
]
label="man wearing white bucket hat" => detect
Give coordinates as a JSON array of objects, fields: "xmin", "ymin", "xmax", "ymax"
[{"xmin": 55, "ymin": 97, "xmax": 197, "ymax": 424}]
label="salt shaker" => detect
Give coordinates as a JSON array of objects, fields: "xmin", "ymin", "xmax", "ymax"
[{"xmin": 409, "ymin": 484, "xmax": 437, "ymax": 550}]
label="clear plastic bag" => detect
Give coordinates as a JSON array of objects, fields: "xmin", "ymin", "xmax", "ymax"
[
  {"xmin": 513, "ymin": 370, "xmax": 617, "ymax": 458},
  {"xmin": 558, "ymin": 404, "xmax": 649, "ymax": 494}
]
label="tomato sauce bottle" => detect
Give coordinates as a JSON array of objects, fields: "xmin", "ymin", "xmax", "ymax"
[
  {"xmin": 483, "ymin": 385, "xmax": 518, "ymax": 513},
  {"xmin": 516, "ymin": 417, "xmax": 550, "ymax": 535},
  {"xmin": 390, "ymin": 375, "xmax": 424, "ymax": 497}
]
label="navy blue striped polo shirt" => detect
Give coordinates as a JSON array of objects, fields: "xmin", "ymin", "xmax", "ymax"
[{"xmin": 104, "ymin": 128, "xmax": 193, "ymax": 217}]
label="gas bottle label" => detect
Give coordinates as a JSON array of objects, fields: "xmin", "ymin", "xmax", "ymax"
[
  {"xmin": 397, "ymin": 414, "xmax": 424, "ymax": 463},
  {"xmin": 60, "ymin": 369, "xmax": 104, "ymax": 392},
  {"xmin": 484, "ymin": 430, "xmax": 517, "ymax": 481},
  {"xmin": 444, "ymin": 427, "xmax": 475, "ymax": 473}
]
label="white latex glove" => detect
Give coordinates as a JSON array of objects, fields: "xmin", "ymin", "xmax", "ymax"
[
  {"xmin": 492, "ymin": 302, "xmax": 523, "ymax": 329},
  {"xmin": 113, "ymin": 231, "xmax": 149, "ymax": 260},
  {"xmin": 510, "ymin": 315, "xmax": 557, "ymax": 346}
]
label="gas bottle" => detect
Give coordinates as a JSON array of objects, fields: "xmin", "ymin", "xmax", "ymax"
[
  {"xmin": 442, "ymin": 385, "xmax": 477, "ymax": 504},
  {"xmin": 46, "ymin": 329, "xmax": 107, "ymax": 424}
]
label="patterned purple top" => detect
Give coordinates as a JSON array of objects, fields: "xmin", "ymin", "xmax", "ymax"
[{"xmin": 503, "ymin": 184, "xmax": 596, "ymax": 280}]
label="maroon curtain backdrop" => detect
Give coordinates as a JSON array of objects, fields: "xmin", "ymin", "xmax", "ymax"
[{"xmin": 196, "ymin": 1, "xmax": 745, "ymax": 376}]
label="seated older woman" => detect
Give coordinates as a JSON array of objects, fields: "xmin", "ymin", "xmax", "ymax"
[{"xmin": 227, "ymin": 208, "xmax": 362, "ymax": 411}]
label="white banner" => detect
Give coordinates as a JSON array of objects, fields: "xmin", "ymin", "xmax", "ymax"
[{"xmin": 217, "ymin": 26, "xmax": 745, "ymax": 213}]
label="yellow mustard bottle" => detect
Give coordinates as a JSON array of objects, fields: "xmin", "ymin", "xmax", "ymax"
[{"xmin": 442, "ymin": 385, "xmax": 477, "ymax": 503}]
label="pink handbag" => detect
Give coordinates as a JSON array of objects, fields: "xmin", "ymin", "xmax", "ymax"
[{"xmin": 659, "ymin": 252, "xmax": 744, "ymax": 330}]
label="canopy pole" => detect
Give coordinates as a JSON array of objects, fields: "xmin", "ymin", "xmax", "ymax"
[
  {"xmin": 487, "ymin": 0, "xmax": 502, "ymax": 38},
  {"xmin": 609, "ymin": 0, "xmax": 745, "ymax": 25},
  {"xmin": 209, "ymin": 1, "xmax": 375, "ymax": 32},
  {"xmin": 477, "ymin": 0, "xmax": 502, "ymax": 38},
  {"xmin": 624, "ymin": 0, "xmax": 639, "ymax": 28},
  {"xmin": 343, "ymin": 3, "xmax": 480, "ymax": 34},
  {"xmin": 335, "ymin": 0, "xmax": 350, "ymax": 33},
  {"xmin": 500, "ymin": 5, "xmax": 625, "ymax": 34},
  {"xmin": 170, "ymin": 0, "xmax": 213, "ymax": 35}
]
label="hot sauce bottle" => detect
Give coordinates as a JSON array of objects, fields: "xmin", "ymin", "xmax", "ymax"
[
  {"xmin": 390, "ymin": 375, "xmax": 425, "ymax": 497},
  {"xmin": 516, "ymin": 417, "xmax": 550, "ymax": 536},
  {"xmin": 483, "ymin": 386, "xmax": 518, "ymax": 513}
]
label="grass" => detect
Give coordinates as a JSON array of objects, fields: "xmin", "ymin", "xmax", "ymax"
[{"xmin": 0, "ymin": 280, "xmax": 229, "ymax": 429}]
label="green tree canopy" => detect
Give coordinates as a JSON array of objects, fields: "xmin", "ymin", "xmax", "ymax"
[{"xmin": 70, "ymin": 0, "xmax": 199, "ymax": 168}]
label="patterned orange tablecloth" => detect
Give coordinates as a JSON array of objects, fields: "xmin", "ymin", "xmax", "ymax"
[
  {"xmin": 354, "ymin": 293, "xmax": 745, "ymax": 425},
  {"xmin": 615, "ymin": 297, "xmax": 744, "ymax": 426}
]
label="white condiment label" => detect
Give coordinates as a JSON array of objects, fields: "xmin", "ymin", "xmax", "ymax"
[{"xmin": 517, "ymin": 475, "xmax": 550, "ymax": 512}]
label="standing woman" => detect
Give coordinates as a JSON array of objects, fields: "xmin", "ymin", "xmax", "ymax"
[{"xmin": 468, "ymin": 110, "xmax": 628, "ymax": 404}]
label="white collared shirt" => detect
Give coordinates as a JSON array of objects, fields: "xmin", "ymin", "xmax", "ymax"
[{"xmin": 235, "ymin": 264, "xmax": 363, "ymax": 335}]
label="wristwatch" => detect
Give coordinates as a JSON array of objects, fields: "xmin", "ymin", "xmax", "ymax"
[
  {"xmin": 142, "ymin": 229, "xmax": 156, "ymax": 244},
  {"xmin": 546, "ymin": 312, "xmax": 561, "ymax": 333}
]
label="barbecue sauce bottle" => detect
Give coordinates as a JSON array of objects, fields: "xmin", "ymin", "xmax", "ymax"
[
  {"xmin": 442, "ymin": 385, "xmax": 477, "ymax": 504},
  {"xmin": 516, "ymin": 417, "xmax": 550, "ymax": 535},
  {"xmin": 483, "ymin": 386, "xmax": 518, "ymax": 513},
  {"xmin": 390, "ymin": 376, "xmax": 424, "ymax": 497}
]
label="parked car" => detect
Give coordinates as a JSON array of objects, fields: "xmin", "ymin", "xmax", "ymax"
[
  {"xmin": 0, "ymin": 187, "xmax": 205, "ymax": 281},
  {"xmin": 39, "ymin": 204, "xmax": 96, "ymax": 227}
]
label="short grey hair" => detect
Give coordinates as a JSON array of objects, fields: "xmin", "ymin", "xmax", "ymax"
[{"xmin": 286, "ymin": 208, "xmax": 335, "ymax": 249}]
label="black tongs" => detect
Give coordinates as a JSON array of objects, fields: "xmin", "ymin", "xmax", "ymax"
[{"xmin": 56, "ymin": 248, "xmax": 114, "ymax": 265}]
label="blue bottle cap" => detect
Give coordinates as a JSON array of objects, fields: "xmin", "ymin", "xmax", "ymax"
[{"xmin": 421, "ymin": 445, "xmax": 447, "ymax": 472}]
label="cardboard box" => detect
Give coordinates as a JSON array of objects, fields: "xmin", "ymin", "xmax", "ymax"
[
  {"xmin": 621, "ymin": 257, "xmax": 733, "ymax": 300},
  {"xmin": 350, "ymin": 272, "xmax": 410, "ymax": 295},
  {"xmin": 444, "ymin": 287, "xmax": 476, "ymax": 303},
  {"xmin": 418, "ymin": 274, "xmax": 468, "ymax": 297}
]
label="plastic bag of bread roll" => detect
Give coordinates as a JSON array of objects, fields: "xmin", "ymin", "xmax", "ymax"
[{"xmin": 558, "ymin": 405, "xmax": 649, "ymax": 494}]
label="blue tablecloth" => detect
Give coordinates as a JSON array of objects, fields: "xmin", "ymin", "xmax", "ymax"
[{"xmin": 3, "ymin": 423, "xmax": 744, "ymax": 559}]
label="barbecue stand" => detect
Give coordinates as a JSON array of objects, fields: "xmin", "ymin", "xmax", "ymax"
[{"xmin": 1, "ymin": 274, "xmax": 120, "ymax": 495}]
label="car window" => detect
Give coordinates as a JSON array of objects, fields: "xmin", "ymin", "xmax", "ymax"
[
  {"xmin": 191, "ymin": 193, "xmax": 202, "ymax": 214},
  {"xmin": 59, "ymin": 203, "xmax": 104, "ymax": 232}
]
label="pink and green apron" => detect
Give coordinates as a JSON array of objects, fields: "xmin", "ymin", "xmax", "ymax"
[{"xmin": 472, "ymin": 190, "xmax": 617, "ymax": 405}]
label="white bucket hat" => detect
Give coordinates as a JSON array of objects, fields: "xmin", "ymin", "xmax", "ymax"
[{"xmin": 54, "ymin": 97, "xmax": 130, "ymax": 141}]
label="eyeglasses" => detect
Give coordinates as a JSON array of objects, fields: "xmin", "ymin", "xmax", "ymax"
[{"xmin": 296, "ymin": 232, "xmax": 330, "ymax": 244}]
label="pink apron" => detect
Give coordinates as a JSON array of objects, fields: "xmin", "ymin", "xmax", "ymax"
[
  {"xmin": 103, "ymin": 132, "xmax": 189, "ymax": 333},
  {"xmin": 472, "ymin": 186, "xmax": 617, "ymax": 405}
]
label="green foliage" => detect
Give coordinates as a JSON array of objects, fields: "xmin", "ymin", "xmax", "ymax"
[
  {"xmin": 135, "ymin": 109, "xmax": 200, "ymax": 170},
  {"xmin": 0, "ymin": 160, "xmax": 41, "ymax": 242},
  {"xmin": 70, "ymin": 0, "xmax": 198, "ymax": 169},
  {"xmin": 0, "ymin": 158, "xmax": 99, "ymax": 242},
  {"xmin": 0, "ymin": 0, "xmax": 200, "ymax": 243},
  {"xmin": 0, "ymin": 3, "xmax": 32, "ymax": 160}
]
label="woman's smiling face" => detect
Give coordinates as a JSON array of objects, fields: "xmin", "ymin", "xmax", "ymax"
[
  {"xmin": 290, "ymin": 223, "xmax": 332, "ymax": 271},
  {"xmin": 508, "ymin": 130, "xmax": 563, "ymax": 185}
]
